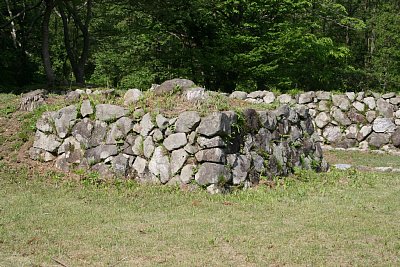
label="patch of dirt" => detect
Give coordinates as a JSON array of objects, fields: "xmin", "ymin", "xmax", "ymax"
[{"xmin": 0, "ymin": 94, "xmax": 78, "ymax": 180}]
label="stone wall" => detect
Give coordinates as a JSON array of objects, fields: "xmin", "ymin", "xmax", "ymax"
[
  {"xmin": 230, "ymin": 90, "xmax": 400, "ymax": 151},
  {"xmin": 29, "ymin": 101, "xmax": 327, "ymax": 192}
]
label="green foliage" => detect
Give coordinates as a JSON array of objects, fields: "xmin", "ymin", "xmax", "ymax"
[{"xmin": 1, "ymin": 0, "xmax": 400, "ymax": 92}]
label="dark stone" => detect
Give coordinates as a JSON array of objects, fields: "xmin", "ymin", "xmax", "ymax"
[
  {"xmin": 197, "ymin": 112, "xmax": 231, "ymax": 137},
  {"xmin": 243, "ymin": 109, "xmax": 260, "ymax": 133},
  {"xmin": 19, "ymin": 89, "xmax": 46, "ymax": 111},
  {"xmin": 154, "ymin": 78, "xmax": 195, "ymax": 96},
  {"xmin": 347, "ymin": 110, "xmax": 366, "ymax": 124},
  {"xmin": 72, "ymin": 119, "xmax": 93, "ymax": 147},
  {"xmin": 275, "ymin": 105, "xmax": 290, "ymax": 118},
  {"xmin": 300, "ymin": 117, "xmax": 314, "ymax": 136},
  {"xmin": 258, "ymin": 111, "xmax": 277, "ymax": 131},
  {"xmin": 391, "ymin": 128, "xmax": 400, "ymax": 148},
  {"xmin": 368, "ymin": 133, "xmax": 390, "ymax": 149}
]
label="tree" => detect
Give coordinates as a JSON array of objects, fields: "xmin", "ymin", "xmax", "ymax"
[{"xmin": 58, "ymin": 0, "xmax": 92, "ymax": 85}]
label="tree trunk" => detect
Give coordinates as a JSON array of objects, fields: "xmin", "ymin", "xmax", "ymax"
[
  {"xmin": 42, "ymin": 0, "xmax": 56, "ymax": 86},
  {"xmin": 58, "ymin": 0, "xmax": 92, "ymax": 85}
]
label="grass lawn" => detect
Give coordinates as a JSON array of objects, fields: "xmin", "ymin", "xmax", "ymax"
[
  {"xmin": 325, "ymin": 150, "xmax": 400, "ymax": 168},
  {"xmin": 0, "ymin": 92, "xmax": 399, "ymax": 266},
  {"xmin": 1, "ymin": 164, "xmax": 399, "ymax": 266}
]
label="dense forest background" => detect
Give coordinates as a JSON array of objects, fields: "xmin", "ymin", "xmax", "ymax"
[{"xmin": 1, "ymin": 0, "xmax": 399, "ymax": 92}]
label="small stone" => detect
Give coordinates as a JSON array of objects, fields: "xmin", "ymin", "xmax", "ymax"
[
  {"xmin": 36, "ymin": 111, "xmax": 55, "ymax": 133},
  {"xmin": 80, "ymin": 100, "xmax": 93, "ymax": 117},
  {"xmin": 184, "ymin": 144, "xmax": 200, "ymax": 154},
  {"xmin": 106, "ymin": 117, "xmax": 132, "ymax": 144},
  {"xmin": 140, "ymin": 113, "xmax": 155, "ymax": 136},
  {"xmin": 376, "ymin": 98, "xmax": 394, "ymax": 118},
  {"xmin": 357, "ymin": 126, "xmax": 372, "ymax": 141},
  {"xmin": 95, "ymin": 104, "xmax": 128, "ymax": 122},
  {"xmin": 298, "ymin": 91, "xmax": 315, "ymax": 104},
  {"xmin": 19, "ymin": 89, "xmax": 46, "ymax": 111},
  {"xmin": 143, "ymin": 136, "xmax": 155, "ymax": 159},
  {"xmin": 294, "ymin": 105, "xmax": 309, "ymax": 118},
  {"xmin": 345, "ymin": 92, "xmax": 356, "ymax": 102},
  {"xmin": 352, "ymin": 101, "xmax": 365, "ymax": 112},
  {"xmin": 316, "ymin": 91, "xmax": 331, "ymax": 100},
  {"xmin": 323, "ymin": 126, "xmax": 342, "ymax": 143},
  {"xmin": 123, "ymin": 89, "xmax": 142, "ymax": 106},
  {"xmin": 258, "ymin": 111, "xmax": 277, "ymax": 131},
  {"xmin": 89, "ymin": 120, "xmax": 107, "ymax": 147},
  {"xmin": 390, "ymin": 97, "xmax": 400, "ymax": 105},
  {"xmin": 29, "ymin": 147, "xmax": 55, "ymax": 162},
  {"xmin": 180, "ymin": 164, "xmax": 196, "ymax": 184},
  {"xmin": 55, "ymin": 154, "xmax": 69, "ymax": 172},
  {"xmin": 170, "ymin": 149, "xmax": 189, "ymax": 175},
  {"xmin": 84, "ymin": 145, "xmax": 118, "ymax": 164},
  {"xmin": 33, "ymin": 131, "xmax": 61, "ymax": 153},
  {"xmin": 111, "ymin": 154, "xmax": 129, "ymax": 176},
  {"xmin": 131, "ymin": 136, "xmax": 144, "ymax": 156},
  {"xmin": 372, "ymin": 118, "xmax": 396, "ymax": 133},
  {"xmin": 175, "ymin": 111, "xmax": 201, "ymax": 133},
  {"xmin": 195, "ymin": 163, "xmax": 230, "ymax": 185},
  {"xmin": 58, "ymin": 136, "xmax": 81, "ymax": 154},
  {"xmin": 152, "ymin": 129, "xmax": 164, "ymax": 142},
  {"xmin": 359, "ymin": 141, "xmax": 369, "ymax": 150},
  {"xmin": 363, "ymin": 97, "xmax": 376, "ymax": 110},
  {"xmin": 315, "ymin": 112, "xmax": 330, "ymax": 129},
  {"xmin": 197, "ymin": 112, "xmax": 231, "ymax": 137},
  {"xmin": 247, "ymin": 91, "xmax": 267, "ymax": 99},
  {"xmin": 185, "ymin": 87, "xmax": 207, "ymax": 101},
  {"xmin": 227, "ymin": 154, "xmax": 251, "ymax": 185},
  {"xmin": 263, "ymin": 92, "xmax": 276, "ymax": 104},
  {"xmin": 356, "ymin": 92, "xmax": 365, "ymax": 101},
  {"xmin": 366, "ymin": 111, "xmax": 377, "ymax": 123},
  {"xmin": 391, "ymin": 128, "xmax": 400, "ymax": 148},
  {"xmin": 206, "ymin": 184, "xmax": 226, "ymax": 194},
  {"xmin": 148, "ymin": 146, "xmax": 171, "ymax": 183},
  {"xmin": 331, "ymin": 108, "xmax": 351, "ymax": 126},
  {"xmin": 91, "ymin": 163, "xmax": 113, "ymax": 178},
  {"xmin": 345, "ymin": 125, "xmax": 358, "ymax": 139},
  {"xmin": 195, "ymin": 148, "xmax": 226, "ymax": 163},
  {"xmin": 54, "ymin": 105, "xmax": 78, "ymax": 138},
  {"xmin": 334, "ymin": 164, "xmax": 352, "ymax": 170},
  {"xmin": 317, "ymin": 100, "xmax": 330, "ymax": 112},
  {"xmin": 188, "ymin": 131, "xmax": 197, "ymax": 144},
  {"xmin": 347, "ymin": 111, "xmax": 366, "ymax": 124},
  {"xmin": 132, "ymin": 157, "xmax": 148, "ymax": 175},
  {"xmin": 155, "ymin": 78, "xmax": 195, "ymax": 96},
  {"xmin": 166, "ymin": 176, "xmax": 182, "ymax": 186},
  {"xmin": 245, "ymin": 98, "xmax": 263, "ymax": 104},
  {"xmin": 277, "ymin": 94, "xmax": 292, "ymax": 104},
  {"xmin": 275, "ymin": 105, "xmax": 290, "ymax": 118},
  {"xmin": 332, "ymin": 95, "xmax": 350, "ymax": 111},
  {"xmin": 197, "ymin": 136, "xmax": 225, "ymax": 148},
  {"xmin": 155, "ymin": 114, "xmax": 169, "ymax": 130},
  {"xmin": 368, "ymin": 133, "xmax": 390, "ymax": 148},
  {"xmin": 163, "ymin": 133, "xmax": 187, "ymax": 151},
  {"xmin": 229, "ymin": 91, "xmax": 247, "ymax": 100},
  {"xmin": 382, "ymin": 92, "xmax": 395, "ymax": 99}
]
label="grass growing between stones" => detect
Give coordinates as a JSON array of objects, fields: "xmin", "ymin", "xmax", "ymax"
[{"xmin": 1, "ymin": 162, "xmax": 399, "ymax": 266}]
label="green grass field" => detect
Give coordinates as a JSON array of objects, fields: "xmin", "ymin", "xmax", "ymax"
[
  {"xmin": 1, "ymin": 161, "xmax": 399, "ymax": 266},
  {"xmin": 0, "ymin": 93, "xmax": 400, "ymax": 266}
]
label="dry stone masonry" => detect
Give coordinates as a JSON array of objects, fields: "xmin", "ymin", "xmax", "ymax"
[
  {"xmin": 230, "ymin": 90, "xmax": 400, "ymax": 152},
  {"xmin": 30, "ymin": 97, "xmax": 327, "ymax": 192}
]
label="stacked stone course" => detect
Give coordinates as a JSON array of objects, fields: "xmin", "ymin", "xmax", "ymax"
[
  {"xmin": 231, "ymin": 90, "xmax": 400, "ymax": 151},
  {"xmin": 30, "ymin": 99, "xmax": 327, "ymax": 192}
]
